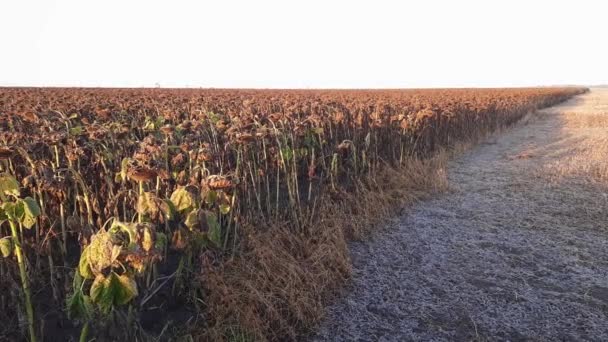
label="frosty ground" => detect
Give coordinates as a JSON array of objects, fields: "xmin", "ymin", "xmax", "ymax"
[{"xmin": 311, "ymin": 89, "xmax": 608, "ymax": 341}]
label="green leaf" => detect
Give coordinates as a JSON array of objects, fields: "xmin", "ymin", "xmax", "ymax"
[
  {"xmin": 1, "ymin": 203, "xmax": 16, "ymax": 221},
  {"xmin": 78, "ymin": 247, "xmax": 95, "ymax": 279},
  {"xmin": 281, "ymin": 147, "xmax": 294, "ymax": 163},
  {"xmin": 155, "ymin": 232, "xmax": 167, "ymax": 250},
  {"xmin": 66, "ymin": 290, "xmax": 94, "ymax": 321},
  {"xmin": 19, "ymin": 198, "xmax": 33, "ymax": 212},
  {"xmin": 190, "ymin": 230, "xmax": 208, "ymax": 250},
  {"xmin": 20, "ymin": 197, "xmax": 41, "ymax": 229},
  {"xmin": 170, "ymin": 187, "xmax": 195, "ymax": 213},
  {"xmin": 208, "ymin": 111, "xmax": 220, "ymax": 124},
  {"xmin": 72, "ymin": 267, "xmax": 84, "ymax": 292},
  {"xmin": 0, "ymin": 173, "xmax": 20, "ymax": 197},
  {"xmin": 206, "ymin": 212, "xmax": 222, "ymax": 247},
  {"xmin": 114, "ymin": 274, "xmax": 138, "ymax": 306},
  {"xmin": 92, "ymin": 273, "xmax": 117, "ymax": 314},
  {"xmin": 0, "ymin": 237, "xmax": 13, "ymax": 258},
  {"xmin": 90, "ymin": 272, "xmax": 138, "ymax": 314},
  {"xmin": 90, "ymin": 274, "xmax": 106, "ymax": 303},
  {"xmin": 205, "ymin": 190, "xmax": 217, "ymax": 205},
  {"xmin": 16, "ymin": 201, "xmax": 25, "ymax": 217}
]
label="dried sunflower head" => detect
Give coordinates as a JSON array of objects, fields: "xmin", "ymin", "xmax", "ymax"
[
  {"xmin": 160, "ymin": 124, "xmax": 174, "ymax": 135},
  {"xmin": 127, "ymin": 166, "xmax": 157, "ymax": 182},
  {"xmin": 0, "ymin": 147, "xmax": 13, "ymax": 160},
  {"xmin": 206, "ymin": 175, "xmax": 234, "ymax": 191}
]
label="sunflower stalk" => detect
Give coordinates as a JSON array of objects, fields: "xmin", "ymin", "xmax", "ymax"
[{"xmin": 9, "ymin": 220, "xmax": 36, "ymax": 342}]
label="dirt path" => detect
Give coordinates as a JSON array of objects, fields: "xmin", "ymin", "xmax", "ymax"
[{"xmin": 310, "ymin": 89, "xmax": 608, "ymax": 341}]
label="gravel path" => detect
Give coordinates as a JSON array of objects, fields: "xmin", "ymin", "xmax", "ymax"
[{"xmin": 310, "ymin": 90, "xmax": 608, "ymax": 341}]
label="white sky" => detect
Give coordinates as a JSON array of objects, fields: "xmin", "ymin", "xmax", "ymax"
[{"xmin": 1, "ymin": 0, "xmax": 606, "ymax": 88}]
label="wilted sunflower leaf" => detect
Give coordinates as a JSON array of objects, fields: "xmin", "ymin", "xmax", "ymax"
[
  {"xmin": 90, "ymin": 274, "xmax": 106, "ymax": 303},
  {"xmin": 78, "ymin": 247, "xmax": 95, "ymax": 279},
  {"xmin": 219, "ymin": 204, "xmax": 231, "ymax": 215},
  {"xmin": 115, "ymin": 274, "xmax": 138, "ymax": 305},
  {"xmin": 87, "ymin": 232, "xmax": 114, "ymax": 274},
  {"xmin": 161, "ymin": 199, "xmax": 176, "ymax": 220},
  {"xmin": 138, "ymin": 192, "xmax": 159, "ymax": 217},
  {"xmin": 142, "ymin": 227, "xmax": 154, "ymax": 252},
  {"xmin": 109, "ymin": 221, "xmax": 137, "ymax": 247},
  {"xmin": 184, "ymin": 209, "xmax": 200, "ymax": 230},
  {"xmin": 137, "ymin": 194, "xmax": 148, "ymax": 215},
  {"xmin": 91, "ymin": 273, "xmax": 120, "ymax": 314},
  {"xmin": 171, "ymin": 229, "xmax": 187, "ymax": 250},
  {"xmin": 170, "ymin": 187, "xmax": 195, "ymax": 213},
  {"xmin": 69, "ymin": 126, "xmax": 84, "ymax": 136},
  {"xmin": 21, "ymin": 214, "xmax": 36, "ymax": 229},
  {"xmin": 120, "ymin": 158, "xmax": 131, "ymax": 182},
  {"xmin": 0, "ymin": 237, "xmax": 13, "ymax": 258},
  {"xmin": 20, "ymin": 197, "xmax": 41, "ymax": 229},
  {"xmin": 0, "ymin": 173, "xmax": 20, "ymax": 197},
  {"xmin": 110, "ymin": 245, "xmax": 122, "ymax": 262}
]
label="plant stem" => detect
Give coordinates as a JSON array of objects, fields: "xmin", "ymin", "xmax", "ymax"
[
  {"xmin": 138, "ymin": 181, "xmax": 144, "ymax": 223},
  {"xmin": 60, "ymin": 203, "xmax": 67, "ymax": 255},
  {"xmin": 79, "ymin": 322, "xmax": 89, "ymax": 342},
  {"xmin": 9, "ymin": 221, "xmax": 36, "ymax": 342}
]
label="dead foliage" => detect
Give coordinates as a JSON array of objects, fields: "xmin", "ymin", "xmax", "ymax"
[{"xmin": 198, "ymin": 153, "xmax": 450, "ymax": 341}]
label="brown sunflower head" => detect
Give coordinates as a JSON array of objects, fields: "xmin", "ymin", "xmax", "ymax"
[
  {"xmin": 128, "ymin": 166, "xmax": 157, "ymax": 182},
  {"xmin": 0, "ymin": 147, "xmax": 13, "ymax": 160},
  {"xmin": 206, "ymin": 175, "xmax": 234, "ymax": 191},
  {"xmin": 235, "ymin": 132, "xmax": 255, "ymax": 144},
  {"xmin": 160, "ymin": 124, "xmax": 174, "ymax": 136}
]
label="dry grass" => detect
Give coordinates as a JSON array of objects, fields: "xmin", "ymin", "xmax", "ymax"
[
  {"xmin": 540, "ymin": 90, "xmax": 608, "ymax": 186},
  {"xmin": 197, "ymin": 151, "xmax": 452, "ymax": 341}
]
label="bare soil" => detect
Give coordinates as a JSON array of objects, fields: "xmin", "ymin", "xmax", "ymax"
[{"xmin": 310, "ymin": 89, "xmax": 608, "ymax": 341}]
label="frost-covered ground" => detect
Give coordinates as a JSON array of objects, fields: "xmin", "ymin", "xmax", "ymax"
[{"xmin": 311, "ymin": 90, "xmax": 608, "ymax": 341}]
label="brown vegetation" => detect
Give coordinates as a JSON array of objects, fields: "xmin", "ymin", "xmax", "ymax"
[{"xmin": 0, "ymin": 87, "xmax": 586, "ymax": 340}]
